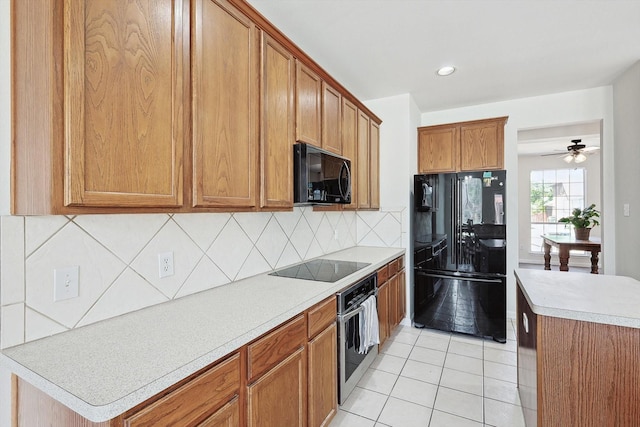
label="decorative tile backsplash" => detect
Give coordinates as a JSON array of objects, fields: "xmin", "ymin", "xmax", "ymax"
[{"xmin": 0, "ymin": 207, "xmax": 404, "ymax": 349}]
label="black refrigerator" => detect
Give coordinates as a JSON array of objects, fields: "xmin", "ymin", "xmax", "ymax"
[{"xmin": 413, "ymin": 171, "xmax": 507, "ymax": 342}]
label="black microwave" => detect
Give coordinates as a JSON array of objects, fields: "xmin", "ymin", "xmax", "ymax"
[{"xmin": 293, "ymin": 143, "xmax": 351, "ymax": 205}]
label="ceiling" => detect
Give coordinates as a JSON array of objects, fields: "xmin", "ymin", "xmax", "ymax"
[
  {"xmin": 517, "ymin": 121, "xmax": 601, "ymax": 156},
  {"xmin": 246, "ymin": 0, "xmax": 640, "ymax": 114}
]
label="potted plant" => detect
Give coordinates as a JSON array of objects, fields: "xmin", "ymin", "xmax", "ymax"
[{"xmin": 558, "ymin": 204, "xmax": 600, "ymax": 240}]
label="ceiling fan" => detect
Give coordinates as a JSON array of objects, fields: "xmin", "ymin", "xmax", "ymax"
[{"xmin": 543, "ymin": 139, "xmax": 600, "ymax": 163}]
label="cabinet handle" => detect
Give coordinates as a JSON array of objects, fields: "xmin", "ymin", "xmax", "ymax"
[{"xmin": 522, "ymin": 312, "xmax": 529, "ymax": 334}]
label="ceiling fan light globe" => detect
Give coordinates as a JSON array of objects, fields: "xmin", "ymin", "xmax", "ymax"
[
  {"xmin": 575, "ymin": 153, "xmax": 587, "ymax": 163},
  {"xmin": 563, "ymin": 154, "xmax": 574, "ymax": 163}
]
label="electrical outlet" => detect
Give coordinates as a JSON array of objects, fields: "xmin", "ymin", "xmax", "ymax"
[
  {"xmin": 334, "ymin": 229, "xmax": 339, "ymax": 240},
  {"xmin": 624, "ymin": 203, "xmax": 630, "ymax": 217},
  {"xmin": 158, "ymin": 252, "xmax": 175, "ymax": 278},
  {"xmin": 54, "ymin": 266, "xmax": 79, "ymax": 302}
]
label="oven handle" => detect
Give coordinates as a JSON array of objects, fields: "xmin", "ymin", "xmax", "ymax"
[{"xmin": 338, "ymin": 305, "xmax": 365, "ymax": 323}]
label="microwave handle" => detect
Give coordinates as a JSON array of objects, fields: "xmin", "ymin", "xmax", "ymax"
[{"xmin": 339, "ymin": 161, "xmax": 351, "ymax": 200}]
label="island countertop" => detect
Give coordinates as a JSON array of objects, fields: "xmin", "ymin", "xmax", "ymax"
[
  {"xmin": 1, "ymin": 246, "xmax": 404, "ymax": 422},
  {"xmin": 514, "ymin": 268, "xmax": 640, "ymax": 328}
]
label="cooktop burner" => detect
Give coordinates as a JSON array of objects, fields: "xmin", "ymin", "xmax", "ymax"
[{"xmin": 269, "ymin": 259, "xmax": 371, "ymax": 283}]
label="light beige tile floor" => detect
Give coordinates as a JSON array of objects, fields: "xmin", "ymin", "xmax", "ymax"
[{"xmin": 330, "ymin": 320, "xmax": 526, "ymax": 427}]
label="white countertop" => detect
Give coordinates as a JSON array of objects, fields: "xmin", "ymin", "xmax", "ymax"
[
  {"xmin": 1, "ymin": 246, "xmax": 404, "ymax": 422},
  {"xmin": 515, "ymin": 269, "xmax": 640, "ymax": 329}
]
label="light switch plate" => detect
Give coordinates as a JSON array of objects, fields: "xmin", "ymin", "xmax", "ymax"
[{"xmin": 54, "ymin": 266, "xmax": 79, "ymax": 302}]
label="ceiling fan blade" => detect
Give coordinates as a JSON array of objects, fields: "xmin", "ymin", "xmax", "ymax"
[{"xmin": 582, "ymin": 146, "xmax": 600, "ymax": 152}]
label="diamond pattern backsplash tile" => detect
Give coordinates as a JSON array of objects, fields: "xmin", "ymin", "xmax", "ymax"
[{"xmin": 0, "ymin": 207, "xmax": 404, "ymax": 348}]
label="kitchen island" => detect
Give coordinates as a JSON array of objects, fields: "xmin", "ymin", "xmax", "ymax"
[
  {"xmin": 515, "ymin": 269, "xmax": 640, "ymax": 427},
  {"xmin": 1, "ymin": 246, "xmax": 404, "ymax": 424}
]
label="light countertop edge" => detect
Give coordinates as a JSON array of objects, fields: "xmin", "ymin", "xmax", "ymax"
[
  {"xmin": 1, "ymin": 246, "xmax": 405, "ymax": 422},
  {"xmin": 514, "ymin": 268, "xmax": 640, "ymax": 329}
]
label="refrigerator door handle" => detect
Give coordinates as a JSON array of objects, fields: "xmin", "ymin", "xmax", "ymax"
[
  {"xmin": 456, "ymin": 177, "xmax": 462, "ymax": 267},
  {"xmin": 416, "ymin": 271, "xmax": 503, "ymax": 284}
]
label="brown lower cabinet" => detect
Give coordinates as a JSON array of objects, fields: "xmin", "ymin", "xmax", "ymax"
[
  {"xmin": 377, "ymin": 256, "xmax": 406, "ymax": 348},
  {"xmin": 247, "ymin": 347, "xmax": 307, "ymax": 427},
  {"xmin": 13, "ymin": 298, "xmax": 338, "ymax": 427},
  {"xmin": 517, "ymin": 283, "xmax": 640, "ymax": 427}
]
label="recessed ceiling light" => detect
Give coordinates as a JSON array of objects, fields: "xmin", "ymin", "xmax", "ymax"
[{"xmin": 436, "ymin": 66, "xmax": 456, "ymax": 76}]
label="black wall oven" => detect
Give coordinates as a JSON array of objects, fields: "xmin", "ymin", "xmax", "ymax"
[{"xmin": 336, "ymin": 272, "xmax": 377, "ymax": 404}]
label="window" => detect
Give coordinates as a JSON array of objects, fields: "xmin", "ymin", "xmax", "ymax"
[{"xmin": 530, "ymin": 168, "xmax": 585, "ymax": 252}]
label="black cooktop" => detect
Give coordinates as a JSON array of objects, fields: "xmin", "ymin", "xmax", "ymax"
[{"xmin": 269, "ymin": 259, "xmax": 371, "ymax": 283}]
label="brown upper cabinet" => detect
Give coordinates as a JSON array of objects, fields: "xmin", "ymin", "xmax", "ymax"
[
  {"xmin": 260, "ymin": 33, "xmax": 295, "ymax": 209},
  {"xmin": 355, "ymin": 111, "xmax": 380, "ymax": 210},
  {"xmin": 13, "ymin": 0, "xmax": 188, "ymax": 214},
  {"xmin": 11, "ymin": 0, "xmax": 380, "ymax": 215},
  {"xmin": 321, "ymin": 82, "xmax": 342, "ymax": 154},
  {"xmin": 295, "ymin": 61, "xmax": 323, "ymax": 147},
  {"xmin": 369, "ymin": 121, "xmax": 380, "ymax": 209},
  {"xmin": 341, "ymin": 98, "xmax": 359, "ymax": 210},
  {"xmin": 357, "ymin": 111, "xmax": 371, "ymax": 209},
  {"xmin": 192, "ymin": 0, "xmax": 260, "ymax": 209},
  {"xmin": 418, "ymin": 116, "xmax": 508, "ymax": 173}
]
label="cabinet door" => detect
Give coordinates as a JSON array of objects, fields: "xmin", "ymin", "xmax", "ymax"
[
  {"xmin": 341, "ymin": 98, "xmax": 358, "ymax": 210},
  {"xmin": 64, "ymin": 0, "xmax": 185, "ymax": 207},
  {"xmin": 369, "ymin": 121, "xmax": 380, "ymax": 209},
  {"xmin": 398, "ymin": 269, "xmax": 406, "ymax": 323},
  {"xmin": 389, "ymin": 274, "xmax": 398, "ymax": 331},
  {"xmin": 378, "ymin": 281, "xmax": 390, "ymax": 347},
  {"xmin": 296, "ymin": 61, "xmax": 322, "ymax": 146},
  {"xmin": 357, "ymin": 110, "xmax": 371, "ymax": 209},
  {"xmin": 459, "ymin": 119, "xmax": 505, "ymax": 171},
  {"xmin": 192, "ymin": 0, "xmax": 259, "ymax": 208},
  {"xmin": 247, "ymin": 347, "xmax": 307, "ymax": 427},
  {"xmin": 198, "ymin": 397, "xmax": 240, "ymax": 427},
  {"xmin": 260, "ymin": 33, "xmax": 295, "ymax": 209},
  {"xmin": 417, "ymin": 126, "xmax": 458, "ymax": 173},
  {"xmin": 321, "ymin": 82, "xmax": 342, "ymax": 154},
  {"xmin": 308, "ymin": 324, "xmax": 337, "ymax": 427}
]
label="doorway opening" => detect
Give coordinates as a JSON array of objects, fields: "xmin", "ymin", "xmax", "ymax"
[{"xmin": 516, "ymin": 121, "xmax": 603, "ymax": 272}]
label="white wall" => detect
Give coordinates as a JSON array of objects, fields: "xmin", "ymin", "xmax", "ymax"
[
  {"xmin": 612, "ymin": 60, "xmax": 640, "ymax": 280},
  {"xmin": 517, "ymin": 152, "xmax": 601, "ymax": 266},
  {"xmin": 420, "ymin": 87, "xmax": 616, "ymax": 317},
  {"xmin": 364, "ymin": 93, "xmax": 421, "ymax": 323}
]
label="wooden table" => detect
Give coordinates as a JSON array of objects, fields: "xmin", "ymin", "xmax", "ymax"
[{"xmin": 541, "ymin": 234, "xmax": 601, "ymax": 274}]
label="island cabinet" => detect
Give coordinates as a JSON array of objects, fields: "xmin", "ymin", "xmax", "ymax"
[
  {"xmin": 377, "ymin": 255, "xmax": 406, "ymax": 348},
  {"xmin": 418, "ymin": 116, "xmax": 508, "ymax": 173},
  {"xmin": 306, "ymin": 297, "xmax": 338, "ymax": 427},
  {"xmin": 246, "ymin": 315, "xmax": 307, "ymax": 427},
  {"xmin": 517, "ymin": 284, "xmax": 640, "ymax": 427}
]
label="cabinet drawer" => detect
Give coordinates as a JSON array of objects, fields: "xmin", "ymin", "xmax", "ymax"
[
  {"xmin": 124, "ymin": 353, "xmax": 240, "ymax": 427},
  {"xmin": 389, "ymin": 258, "xmax": 400, "ymax": 276},
  {"xmin": 398, "ymin": 255, "xmax": 405, "ymax": 270},
  {"xmin": 248, "ymin": 315, "xmax": 306, "ymax": 382},
  {"xmin": 307, "ymin": 297, "xmax": 337, "ymax": 339},
  {"xmin": 377, "ymin": 265, "xmax": 389, "ymax": 285}
]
